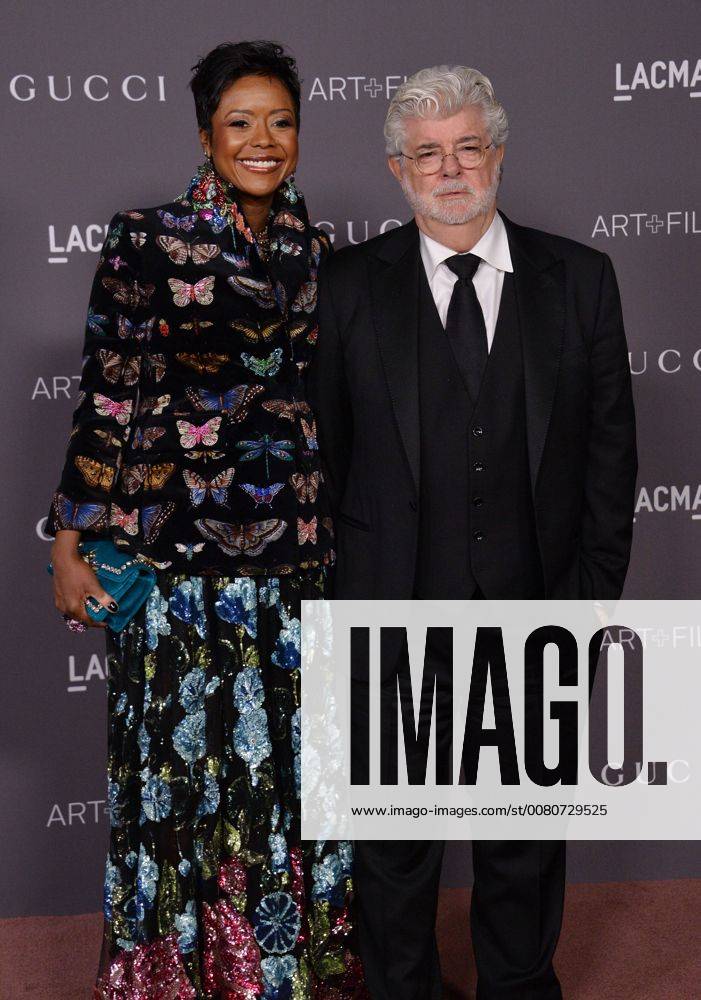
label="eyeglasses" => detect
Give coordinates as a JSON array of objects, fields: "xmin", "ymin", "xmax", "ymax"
[{"xmin": 400, "ymin": 141, "xmax": 494, "ymax": 175}]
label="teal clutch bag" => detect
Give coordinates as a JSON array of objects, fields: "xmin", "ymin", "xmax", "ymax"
[{"xmin": 47, "ymin": 540, "xmax": 156, "ymax": 632}]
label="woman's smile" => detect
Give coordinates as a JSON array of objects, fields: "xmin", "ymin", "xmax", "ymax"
[{"xmin": 237, "ymin": 156, "xmax": 284, "ymax": 172}]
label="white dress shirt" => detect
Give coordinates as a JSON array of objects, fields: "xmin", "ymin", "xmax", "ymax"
[{"xmin": 418, "ymin": 211, "xmax": 513, "ymax": 351}]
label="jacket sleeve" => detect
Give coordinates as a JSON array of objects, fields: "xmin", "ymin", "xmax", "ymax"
[
  {"xmin": 45, "ymin": 212, "xmax": 148, "ymax": 539},
  {"xmin": 578, "ymin": 252, "xmax": 638, "ymax": 600},
  {"xmin": 307, "ymin": 255, "xmax": 354, "ymax": 519}
]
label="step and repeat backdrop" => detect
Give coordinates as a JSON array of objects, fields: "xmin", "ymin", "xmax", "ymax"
[{"xmin": 1, "ymin": 0, "xmax": 699, "ymax": 918}]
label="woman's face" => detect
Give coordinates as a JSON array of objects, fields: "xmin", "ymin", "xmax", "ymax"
[{"xmin": 201, "ymin": 74, "xmax": 298, "ymax": 199}]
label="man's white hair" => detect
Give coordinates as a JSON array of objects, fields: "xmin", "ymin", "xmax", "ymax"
[{"xmin": 384, "ymin": 65, "xmax": 509, "ymax": 156}]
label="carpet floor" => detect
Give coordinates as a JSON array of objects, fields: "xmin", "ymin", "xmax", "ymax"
[{"xmin": 1, "ymin": 880, "xmax": 698, "ymax": 998}]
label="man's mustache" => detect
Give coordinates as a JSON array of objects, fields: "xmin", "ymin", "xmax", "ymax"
[{"xmin": 430, "ymin": 180, "xmax": 476, "ymax": 196}]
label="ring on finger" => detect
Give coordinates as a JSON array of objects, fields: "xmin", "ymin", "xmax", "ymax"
[{"xmin": 63, "ymin": 613, "xmax": 88, "ymax": 633}]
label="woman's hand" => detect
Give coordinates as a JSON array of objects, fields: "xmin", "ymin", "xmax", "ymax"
[{"xmin": 51, "ymin": 530, "xmax": 118, "ymax": 628}]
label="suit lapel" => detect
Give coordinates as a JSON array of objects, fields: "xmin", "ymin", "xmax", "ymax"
[
  {"xmin": 367, "ymin": 214, "xmax": 566, "ymax": 500},
  {"xmin": 502, "ymin": 212, "xmax": 566, "ymax": 498},
  {"xmin": 369, "ymin": 222, "xmax": 421, "ymax": 494}
]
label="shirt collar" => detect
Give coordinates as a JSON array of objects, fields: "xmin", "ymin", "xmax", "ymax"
[{"xmin": 419, "ymin": 210, "xmax": 513, "ymax": 280}]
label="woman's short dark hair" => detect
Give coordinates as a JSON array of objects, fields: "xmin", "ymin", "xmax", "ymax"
[{"xmin": 190, "ymin": 41, "xmax": 301, "ymax": 132}]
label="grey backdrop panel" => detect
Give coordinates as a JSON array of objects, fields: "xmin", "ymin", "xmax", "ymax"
[{"xmin": 1, "ymin": 0, "xmax": 699, "ymax": 917}]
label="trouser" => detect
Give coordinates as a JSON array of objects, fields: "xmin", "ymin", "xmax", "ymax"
[
  {"xmin": 354, "ymin": 838, "xmax": 566, "ymax": 1000},
  {"xmin": 352, "ymin": 591, "xmax": 566, "ymax": 999}
]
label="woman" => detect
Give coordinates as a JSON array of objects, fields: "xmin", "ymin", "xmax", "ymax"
[{"xmin": 47, "ymin": 41, "xmax": 365, "ymax": 999}]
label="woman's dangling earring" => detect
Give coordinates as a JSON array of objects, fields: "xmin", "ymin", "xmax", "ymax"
[{"xmin": 282, "ymin": 173, "xmax": 299, "ymax": 204}]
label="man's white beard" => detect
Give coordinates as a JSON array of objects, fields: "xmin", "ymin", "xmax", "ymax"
[{"xmin": 400, "ymin": 162, "xmax": 501, "ymax": 225}]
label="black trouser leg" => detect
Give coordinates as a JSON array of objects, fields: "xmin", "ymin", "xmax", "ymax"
[
  {"xmin": 354, "ymin": 838, "xmax": 445, "ymax": 1000},
  {"xmin": 471, "ymin": 839, "xmax": 566, "ymax": 1000}
]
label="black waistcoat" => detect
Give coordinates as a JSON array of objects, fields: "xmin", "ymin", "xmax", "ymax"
[{"xmin": 414, "ymin": 266, "xmax": 544, "ymax": 599}]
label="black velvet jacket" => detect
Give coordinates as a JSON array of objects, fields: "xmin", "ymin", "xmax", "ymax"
[{"xmin": 46, "ymin": 163, "xmax": 334, "ymax": 575}]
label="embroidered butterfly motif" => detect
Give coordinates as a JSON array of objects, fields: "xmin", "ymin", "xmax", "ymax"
[
  {"xmin": 288, "ymin": 320, "xmax": 308, "ymax": 341},
  {"xmin": 74, "ymin": 455, "xmax": 116, "ymax": 491},
  {"xmin": 272, "ymin": 236, "xmax": 303, "ymax": 257},
  {"xmin": 93, "ymin": 393, "xmax": 133, "ymax": 425},
  {"xmin": 241, "ymin": 348, "xmax": 283, "ymax": 378},
  {"xmin": 97, "ymin": 350, "xmax": 140, "ymax": 386},
  {"xmin": 184, "ymin": 450, "xmax": 226, "ymax": 462},
  {"xmin": 229, "ymin": 319, "xmax": 282, "ymax": 342},
  {"xmin": 291, "ymin": 281, "xmax": 317, "ymax": 314},
  {"xmin": 145, "ymin": 353, "xmax": 167, "ymax": 382},
  {"xmin": 93, "ymin": 428, "xmax": 123, "ymax": 451},
  {"xmin": 53, "ymin": 493, "xmax": 107, "ymax": 532},
  {"xmin": 139, "ymin": 394, "xmax": 170, "ymax": 415},
  {"xmin": 222, "ymin": 248, "xmax": 251, "ymax": 269},
  {"xmin": 157, "ymin": 209, "xmax": 197, "ymax": 231},
  {"xmin": 105, "ymin": 223, "xmax": 123, "ymax": 249},
  {"xmin": 183, "ymin": 467, "xmax": 235, "ymax": 506},
  {"xmin": 131, "ymin": 426, "xmax": 165, "ymax": 450},
  {"xmin": 273, "ymin": 210, "xmax": 305, "ymax": 231},
  {"xmin": 176, "ymin": 416, "xmax": 221, "ymax": 449},
  {"xmin": 186, "ymin": 384, "xmax": 263, "ymax": 420},
  {"xmin": 121, "ymin": 462, "xmax": 176, "ymax": 494},
  {"xmin": 197, "ymin": 208, "xmax": 227, "ymax": 233},
  {"xmin": 117, "ymin": 315, "xmax": 156, "ymax": 341},
  {"xmin": 87, "ymin": 307, "xmax": 109, "ymax": 335},
  {"xmin": 298, "ymin": 516, "xmax": 317, "ymax": 545},
  {"xmin": 129, "ymin": 231, "xmax": 147, "ymax": 248},
  {"xmin": 142, "ymin": 502, "xmax": 176, "ymax": 543},
  {"xmin": 176, "ymin": 352, "xmax": 229, "ymax": 375},
  {"xmin": 156, "ymin": 236, "xmax": 221, "ymax": 266},
  {"xmin": 239, "ymin": 482, "xmax": 285, "ymax": 508},
  {"xmin": 108, "ymin": 256, "xmax": 129, "ymax": 271},
  {"xmin": 110, "ymin": 504, "xmax": 139, "ymax": 535},
  {"xmin": 273, "ymin": 281, "xmax": 287, "ymax": 314},
  {"xmin": 121, "ymin": 210, "xmax": 145, "ymax": 220},
  {"xmin": 194, "ymin": 517, "xmax": 287, "ymax": 557},
  {"xmin": 179, "ymin": 319, "xmax": 213, "ymax": 335},
  {"xmin": 168, "ymin": 276, "xmax": 215, "ymax": 307},
  {"xmin": 102, "ymin": 277, "xmax": 155, "ymax": 310},
  {"xmin": 175, "ymin": 541, "xmax": 205, "ymax": 560},
  {"xmin": 311, "ymin": 234, "xmax": 327, "ymax": 262},
  {"xmin": 261, "ymin": 399, "xmax": 310, "ymax": 421},
  {"xmin": 288, "ymin": 471, "xmax": 321, "ymax": 503},
  {"xmin": 236, "ymin": 434, "xmax": 295, "ymax": 479},
  {"xmin": 301, "ymin": 416, "xmax": 318, "ymax": 450},
  {"xmin": 227, "ymin": 275, "xmax": 276, "ymax": 309}
]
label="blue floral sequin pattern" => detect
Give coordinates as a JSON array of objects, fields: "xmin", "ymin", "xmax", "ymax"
[
  {"xmin": 233, "ymin": 666, "xmax": 272, "ymax": 785},
  {"xmin": 145, "ymin": 585, "xmax": 171, "ymax": 650},
  {"xmin": 98, "ymin": 569, "xmax": 365, "ymax": 996},
  {"xmin": 254, "ymin": 891, "xmax": 302, "ymax": 954},
  {"xmin": 215, "ymin": 577, "xmax": 258, "ymax": 637},
  {"xmin": 173, "ymin": 708, "xmax": 207, "ymax": 765},
  {"xmin": 271, "ymin": 604, "xmax": 301, "ymax": 671}
]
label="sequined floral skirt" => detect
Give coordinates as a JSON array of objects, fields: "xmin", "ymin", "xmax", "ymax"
[{"xmin": 94, "ymin": 569, "xmax": 366, "ymax": 999}]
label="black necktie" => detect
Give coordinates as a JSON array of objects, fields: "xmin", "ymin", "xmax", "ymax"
[{"xmin": 444, "ymin": 253, "xmax": 488, "ymax": 404}]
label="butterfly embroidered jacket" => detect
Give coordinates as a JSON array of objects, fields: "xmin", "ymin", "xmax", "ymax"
[{"xmin": 46, "ymin": 163, "xmax": 334, "ymax": 574}]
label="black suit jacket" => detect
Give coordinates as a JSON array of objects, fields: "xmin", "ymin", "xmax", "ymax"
[{"xmin": 308, "ymin": 213, "xmax": 638, "ymax": 600}]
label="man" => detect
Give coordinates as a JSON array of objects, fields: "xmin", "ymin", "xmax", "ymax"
[{"xmin": 308, "ymin": 66, "xmax": 637, "ymax": 1000}]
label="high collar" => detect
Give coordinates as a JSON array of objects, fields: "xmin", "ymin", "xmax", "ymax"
[
  {"xmin": 179, "ymin": 161, "xmax": 315, "ymax": 318},
  {"xmin": 180, "ymin": 160, "xmax": 308, "ymax": 239},
  {"xmin": 181, "ymin": 161, "xmax": 267, "ymax": 242}
]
